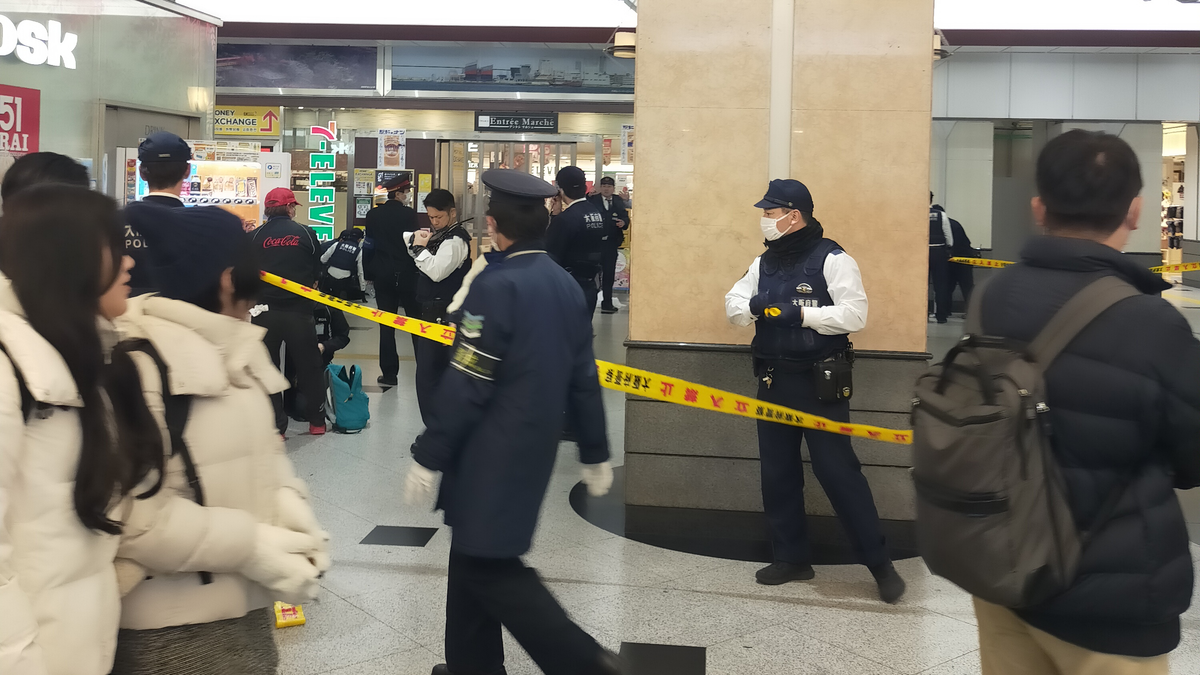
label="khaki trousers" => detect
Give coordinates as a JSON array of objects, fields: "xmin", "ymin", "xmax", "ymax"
[{"xmin": 974, "ymin": 598, "xmax": 1170, "ymax": 675}]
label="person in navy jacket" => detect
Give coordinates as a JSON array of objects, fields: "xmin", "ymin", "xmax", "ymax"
[{"xmin": 404, "ymin": 169, "xmax": 624, "ymax": 675}]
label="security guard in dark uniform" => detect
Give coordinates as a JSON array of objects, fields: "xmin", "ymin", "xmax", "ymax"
[
  {"xmin": 546, "ymin": 166, "xmax": 607, "ymax": 316},
  {"xmin": 929, "ymin": 192, "xmax": 955, "ymax": 324},
  {"xmin": 124, "ymin": 131, "xmax": 235, "ymax": 296},
  {"xmin": 403, "ymin": 189, "xmax": 473, "ymax": 425},
  {"xmin": 403, "ymin": 169, "xmax": 624, "ymax": 675},
  {"xmin": 365, "ymin": 172, "xmax": 420, "ymax": 386},
  {"xmin": 725, "ymin": 179, "xmax": 905, "ymax": 604}
]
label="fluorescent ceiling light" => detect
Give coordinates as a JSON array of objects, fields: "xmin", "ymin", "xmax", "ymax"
[{"xmin": 935, "ymin": 0, "xmax": 1200, "ymax": 31}]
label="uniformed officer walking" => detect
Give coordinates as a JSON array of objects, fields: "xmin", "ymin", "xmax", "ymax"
[
  {"xmin": 404, "ymin": 169, "xmax": 624, "ymax": 675},
  {"xmin": 403, "ymin": 189, "xmax": 472, "ymax": 425},
  {"xmin": 725, "ymin": 179, "xmax": 905, "ymax": 604},
  {"xmin": 365, "ymin": 173, "xmax": 420, "ymax": 386},
  {"xmin": 546, "ymin": 166, "xmax": 607, "ymax": 316},
  {"xmin": 124, "ymin": 131, "xmax": 235, "ymax": 296}
]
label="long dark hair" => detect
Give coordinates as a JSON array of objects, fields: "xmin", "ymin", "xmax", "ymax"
[{"xmin": 0, "ymin": 185, "xmax": 164, "ymax": 534}]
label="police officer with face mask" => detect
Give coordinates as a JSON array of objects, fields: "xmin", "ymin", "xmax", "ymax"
[{"xmin": 725, "ymin": 179, "xmax": 905, "ymax": 604}]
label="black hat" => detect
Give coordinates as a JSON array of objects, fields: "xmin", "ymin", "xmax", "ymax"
[
  {"xmin": 754, "ymin": 179, "xmax": 814, "ymax": 212},
  {"xmin": 555, "ymin": 166, "xmax": 587, "ymax": 191},
  {"xmin": 126, "ymin": 202, "xmax": 247, "ymax": 302},
  {"xmin": 138, "ymin": 132, "xmax": 192, "ymax": 164},
  {"xmin": 481, "ymin": 168, "xmax": 558, "ymax": 206},
  {"xmin": 599, "ymin": 176, "xmax": 615, "ymax": 186},
  {"xmin": 382, "ymin": 173, "xmax": 412, "ymax": 191}
]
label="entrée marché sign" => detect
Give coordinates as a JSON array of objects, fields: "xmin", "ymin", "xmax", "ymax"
[{"xmin": 475, "ymin": 113, "xmax": 559, "ymax": 134}]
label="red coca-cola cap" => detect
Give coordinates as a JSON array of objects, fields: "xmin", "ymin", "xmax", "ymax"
[{"xmin": 265, "ymin": 187, "xmax": 299, "ymax": 208}]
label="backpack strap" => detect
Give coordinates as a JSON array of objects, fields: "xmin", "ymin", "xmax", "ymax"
[
  {"xmin": 121, "ymin": 338, "xmax": 212, "ymax": 586},
  {"xmin": 0, "ymin": 340, "xmax": 34, "ymax": 422},
  {"xmin": 1028, "ymin": 276, "xmax": 1139, "ymax": 368}
]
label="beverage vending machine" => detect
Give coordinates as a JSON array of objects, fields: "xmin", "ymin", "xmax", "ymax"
[{"xmin": 116, "ymin": 140, "xmax": 291, "ymax": 232}]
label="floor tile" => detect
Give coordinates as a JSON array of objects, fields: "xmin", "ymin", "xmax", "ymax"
[
  {"xmin": 570, "ymin": 587, "xmax": 779, "ymax": 648},
  {"xmin": 918, "ymin": 650, "xmax": 980, "ymax": 675},
  {"xmin": 360, "ymin": 525, "xmax": 440, "ymax": 547},
  {"xmin": 321, "ymin": 646, "xmax": 443, "ymax": 675},
  {"xmin": 707, "ymin": 625, "xmax": 898, "ymax": 675},
  {"xmin": 273, "ymin": 593, "xmax": 419, "ymax": 675}
]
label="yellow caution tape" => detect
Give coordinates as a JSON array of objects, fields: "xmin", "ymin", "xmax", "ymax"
[
  {"xmin": 1149, "ymin": 261, "xmax": 1200, "ymax": 274},
  {"xmin": 949, "ymin": 257, "xmax": 1014, "ymax": 268},
  {"xmin": 259, "ymin": 271, "xmax": 914, "ymax": 445}
]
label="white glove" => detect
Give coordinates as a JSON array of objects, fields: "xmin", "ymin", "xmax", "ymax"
[
  {"xmin": 241, "ymin": 524, "xmax": 322, "ymax": 605},
  {"xmin": 581, "ymin": 462, "xmax": 614, "ymax": 497},
  {"xmin": 276, "ymin": 488, "xmax": 332, "ymax": 575},
  {"xmin": 404, "ymin": 463, "xmax": 439, "ymax": 506}
]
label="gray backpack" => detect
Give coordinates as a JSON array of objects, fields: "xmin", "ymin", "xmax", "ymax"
[{"xmin": 911, "ymin": 276, "xmax": 1137, "ymax": 608}]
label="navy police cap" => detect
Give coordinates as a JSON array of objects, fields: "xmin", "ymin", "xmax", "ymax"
[
  {"xmin": 481, "ymin": 168, "xmax": 558, "ymax": 206},
  {"xmin": 138, "ymin": 131, "xmax": 192, "ymax": 164},
  {"xmin": 754, "ymin": 179, "xmax": 814, "ymax": 212}
]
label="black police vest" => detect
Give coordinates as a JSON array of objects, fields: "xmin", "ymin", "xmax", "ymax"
[
  {"xmin": 328, "ymin": 240, "xmax": 361, "ymax": 272},
  {"xmin": 416, "ymin": 225, "xmax": 473, "ymax": 320},
  {"xmin": 929, "ymin": 209, "xmax": 947, "ymax": 246},
  {"xmin": 565, "ymin": 206, "xmax": 607, "ymax": 277},
  {"xmin": 753, "ymin": 239, "xmax": 850, "ymax": 363}
]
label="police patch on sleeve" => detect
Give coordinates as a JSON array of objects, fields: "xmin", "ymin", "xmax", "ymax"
[
  {"xmin": 450, "ymin": 343, "xmax": 500, "ymax": 381},
  {"xmin": 460, "ymin": 311, "xmax": 484, "ymax": 339}
]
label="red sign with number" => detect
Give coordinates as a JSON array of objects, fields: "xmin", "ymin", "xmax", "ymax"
[{"xmin": 0, "ymin": 85, "xmax": 40, "ymax": 157}]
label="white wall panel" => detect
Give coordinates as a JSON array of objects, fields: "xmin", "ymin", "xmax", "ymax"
[
  {"xmin": 946, "ymin": 54, "xmax": 1011, "ymax": 119},
  {"xmin": 1137, "ymin": 55, "xmax": 1200, "ymax": 123},
  {"xmin": 945, "ymin": 121, "xmax": 995, "ymax": 248},
  {"xmin": 1010, "ymin": 54, "xmax": 1073, "ymax": 120},
  {"xmin": 932, "ymin": 60, "xmax": 949, "ymax": 118},
  {"xmin": 1071, "ymin": 55, "xmax": 1139, "ymax": 120}
]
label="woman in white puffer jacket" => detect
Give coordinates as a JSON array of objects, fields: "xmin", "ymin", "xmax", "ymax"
[
  {"xmin": 109, "ymin": 199, "xmax": 330, "ymax": 674},
  {"xmin": 0, "ymin": 184, "xmax": 169, "ymax": 675}
]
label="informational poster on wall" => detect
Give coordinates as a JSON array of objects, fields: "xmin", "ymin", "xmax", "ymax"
[
  {"xmin": 614, "ymin": 250, "xmax": 630, "ymax": 292},
  {"xmin": 0, "ymin": 84, "xmax": 41, "ymax": 177},
  {"xmin": 416, "ymin": 173, "xmax": 432, "ymax": 214},
  {"xmin": 355, "ymin": 197, "xmax": 372, "ymax": 218},
  {"xmin": 620, "ymin": 124, "xmax": 634, "ymax": 164},
  {"xmin": 378, "ymin": 129, "xmax": 406, "ymax": 169},
  {"xmin": 354, "ymin": 168, "xmax": 376, "ymax": 196},
  {"xmin": 602, "ymin": 138, "xmax": 612, "ymax": 166}
]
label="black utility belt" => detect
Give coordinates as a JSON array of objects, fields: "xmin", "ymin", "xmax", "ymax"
[{"xmin": 757, "ymin": 347, "xmax": 855, "ymax": 402}]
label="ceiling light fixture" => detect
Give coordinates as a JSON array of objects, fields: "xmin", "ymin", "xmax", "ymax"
[{"xmin": 606, "ymin": 28, "xmax": 636, "ymax": 59}]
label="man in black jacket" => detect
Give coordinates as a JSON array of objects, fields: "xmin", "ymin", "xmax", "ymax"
[
  {"xmin": 586, "ymin": 176, "xmax": 630, "ymax": 314},
  {"xmin": 364, "ymin": 173, "xmax": 420, "ymax": 386},
  {"xmin": 930, "ymin": 200, "xmax": 978, "ymax": 313},
  {"xmin": 251, "ymin": 187, "xmax": 327, "ymax": 436},
  {"xmin": 547, "ymin": 166, "xmax": 607, "ymax": 317},
  {"xmin": 972, "ymin": 129, "xmax": 1200, "ymax": 673}
]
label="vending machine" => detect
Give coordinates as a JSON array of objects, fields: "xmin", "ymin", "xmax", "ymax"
[{"xmin": 116, "ymin": 140, "xmax": 291, "ymax": 232}]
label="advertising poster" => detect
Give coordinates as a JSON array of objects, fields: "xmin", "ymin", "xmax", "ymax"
[
  {"xmin": 602, "ymin": 138, "xmax": 612, "ymax": 166},
  {"xmin": 614, "ymin": 250, "xmax": 630, "ymax": 292},
  {"xmin": 354, "ymin": 168, "xmax": 376, "ymax": 196},
  {"xmin": 620, "ymin": 124, "xmax": 635, "ymax": 164},
  {"xmin": 375, "ymin": 171, "xmax": 407, "ymax": 196},
  {"xmin": 0, "ymin": 84, "xmax": 40, "ymax": 161},
  {"xmin": 416, "ymin": 173, "xmax": 433, "ymax": 214},
  {"xmin": 378, "ymin": 129, "xmax": 406, "ymax": 169}
]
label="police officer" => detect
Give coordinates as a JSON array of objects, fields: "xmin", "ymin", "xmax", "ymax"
[
  {"xmin": 404, "ymin": 169, "xmax": 624, "ymax": 675},
  {"xmin": 546, "ymin": 166, "xmax": 607, "ymax": 316},
  {"xmin": 124, "ymin": 131, "xmax": 235, "ymax": 296},
  {"xmin": 725, "ymin": 179, "xmax": 905, "ymax": 604},
  {"xmin": 365, "ymin": 172, "xmax": 420, "ymax": 386},
  {"xmin": 403, "ymin": 189, "xmax": 472, "ymax": 425},
  {"xmin": 320, "ymin": 227, "xmax": 367, "ymax": 301},
  {"xmin": 587, "ymin": 176, "xmax": 631, "ymax": 315},
  {"xmin": 929, "ymin": 192, "xmax": 955, "ymax": 324},
  {"xmin": 930, "ymin": 194, "xmax": 977, "ymax": 316}
]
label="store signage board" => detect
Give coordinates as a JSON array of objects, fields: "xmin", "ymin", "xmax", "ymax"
[
  {"xmin": 214, "ymin": 106, "xmax": 281, "ymax": 136},
  {"xmin": 189, "ymin": 140, "xmax": 261, "ymax": 163},
  {"xmin": 476, "ymin": 113, "xmax": 558, "ymax": 134},
  {"xmin": 0, "ymin": 16, "xmax": 77, "ymax": 69},
  {"xmin": 307, "ymin": 122, "xmax": 338, "ymax": 241},
  {"xmin": 935, "ymin": 0, "xmax": 1200, "ymax": 31},
  {"xmin": 0, "ymin": 84, "xmax": 39, "ymax": 157}
]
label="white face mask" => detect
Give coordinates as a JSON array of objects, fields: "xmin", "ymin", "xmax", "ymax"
[{"xmin": 760, "ymin": 213, "xmax": 794, "ymax": 241}]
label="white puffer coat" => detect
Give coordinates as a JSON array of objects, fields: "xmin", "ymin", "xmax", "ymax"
[
  {"xmin": 0, "ymin": 275, "xmax": 121, "ymax": 675},
  {"xmin": 114, "ymin": 295, "xmax": 322, "ymax": 630}
]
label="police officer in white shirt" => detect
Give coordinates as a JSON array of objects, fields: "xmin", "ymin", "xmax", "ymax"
[
  {"xmin": 725, "ymin": 179, "xmax": 905, "ymax": 604},
  {"xmin": 403, "ymin": 189, "xmax": 472, "ymax": 425}
]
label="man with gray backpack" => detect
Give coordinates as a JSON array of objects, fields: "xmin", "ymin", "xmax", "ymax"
[{"xmin": 913, "ymin": 129, "xmax": 1200, "ymax": 674}]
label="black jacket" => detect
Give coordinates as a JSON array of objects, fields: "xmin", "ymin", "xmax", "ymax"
[
  {"xmin": 124, "ymin": 195, "xmax": 187, "ymax": 295},
  {"xmin": 586, "ymin": 193, "xmax": 630, "ymax": 248},
  {"xmin": 977, "ymin": 236, "xmax": 1200, "ymax": 657},
  {"xmin": 546, "ymin": 199, "xmax": 607, "ymax": 277},
  {"xmin": 251, "ymin": 215, "xmax": 323, "ymax": 312},
  {"xmin": 316, "ymin": 306, "xmax": 350, "ymax": 365},
  {"xmin": 412, "ymin": 240, "xmax": 609, "ymax": 558},
  {"xmin": 364, "ymin": 199, "xmax": 420, "ymax": 285}
]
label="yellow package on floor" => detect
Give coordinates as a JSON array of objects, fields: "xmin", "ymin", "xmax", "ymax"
[{"xmin": 274, "ymin": 602, "xmax": 306, "ymax": 628}]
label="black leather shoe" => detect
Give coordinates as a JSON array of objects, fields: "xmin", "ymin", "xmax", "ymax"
[
  {"xmin": 377, "ymin": 375, "xmax": 398, "ymax": 386},
  {"xmin": 873, "ymin": 564, "xmax": 907, "ymax": 604},
  {"xmin": 431, "ymin": 667, "xmax": 450, "ymax": 675},
  {"xmin": 755, "ymin": 561, "xmax": 815, "ymax": 585},
  {"xmin": 600, "ymin": 304, "xmax": 618, "ymax": 314}
]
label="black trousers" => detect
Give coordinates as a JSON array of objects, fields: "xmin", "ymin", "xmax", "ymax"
[
  {"xmin": 572, "ymin": 273, "xmax": 599, "ymax": 317},
  {"xmin": 374, "ymin": 273, "xmax": 418, "ymax": 379},
  {"xmin": 929, "ymin": 246, "xmax": 952, "ymax": 321},
  {"xmin": 414, "ymin": 338, "xmax": 451, "ymax": 426},
  {"xmin": 949, "ymin": 261, "xmax": 974, "ymax": 310},
  {"xmin": 600, "ymin": 246, "xmax": 620, "ymax": 308},
  {"xmin": 445, "ymin": 551, "xmax": 604, "ymax": 675},
  {"xmin": 253, "ymin": 310, "xmax": 326, "ymax": 433},
  {"xmin": 756, "ymin": 370, "xmax": 888, "ymax": 569},
  {"xmin": 321, "ymin": 274, "xmax": 363, "ymax": 302}
]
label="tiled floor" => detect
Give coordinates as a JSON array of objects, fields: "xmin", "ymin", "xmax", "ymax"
[{"xmin": 275, "ymin": 291, "xmax": 1200, "ymax": 674}]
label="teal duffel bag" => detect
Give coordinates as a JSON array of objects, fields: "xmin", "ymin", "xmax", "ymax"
[{"xmin": 325, "ymin": 363, "xmax": 370, "ymax": 433}]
